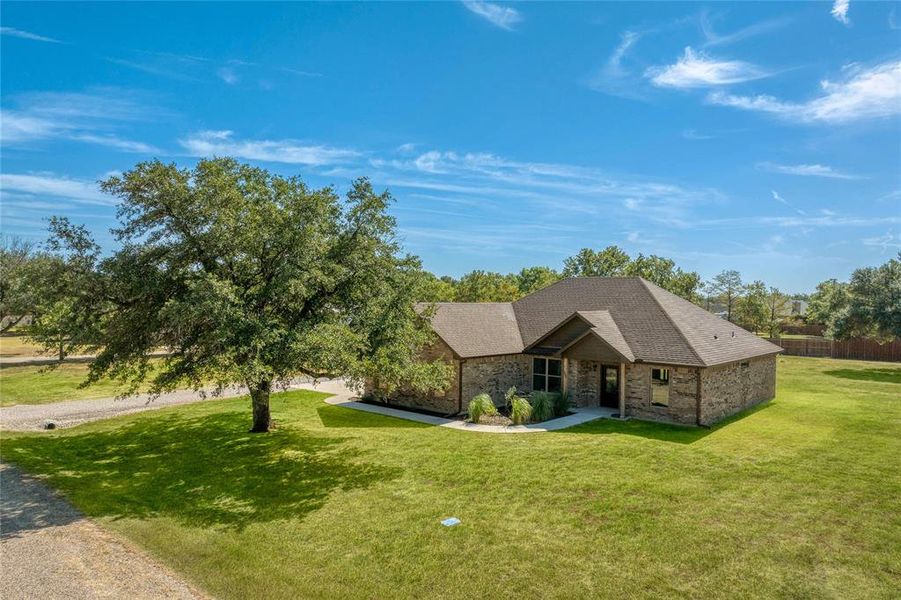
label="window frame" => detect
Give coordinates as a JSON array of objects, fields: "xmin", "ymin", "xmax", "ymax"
[
  {"xmin": 650, "ymin": 367, "xmax": 670, "ymax": 407},
  {"xmin": 532, "ymin": 357, "xmax": 562, "ymax": 393}
]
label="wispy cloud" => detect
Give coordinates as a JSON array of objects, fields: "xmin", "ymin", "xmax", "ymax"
[
  {"xmin": 586, "ymin": 30, "xmax": 649, "ymax": 99},
  {"xmin": 646, "ymin": 47, "xmax": 770, "ymax": 88},
  {"xmin": 0, "ymin": 89, "xmax": 163, "ymax": 153},
  {"xmin": 772, "ymin": 190, "xmax": 806, "ymax": 215},
  {"xmin": 862, "ymin": 231, "xmax": 900, "ymax": 251},
  {"xmin": 832, "ymin": 0, "xmax": 851, "ymax": 26},
  {"xmin": 0, "ymin": 173, "xmax": 112, "ymax": 206},
  {"xmin": 217, "ymin": 67, "xmax": 239, "ymax": 85},
  {"xmin": 700, "ymin": 13, "xmax": 792, "ymax": 47},
  {"xmin": 1, "ymin": 26, "xmax": 62, "ymax": 43},
  {"xmin": 179, "ymin": 130, "xmax": 360, "ymax": 165},
  {"xmin": 461, "ymin": 0, "xmax": 522, "ymax": 31},
  {"xmin": 682, "ymin": 129, "xmax": 716, "ymax": 140},
  {"xmin": 758, "ymin": 162, "xmax": 862, "ymax": 180},
  {"xmin": 708, "ymin": 59, "xmax": 901, "ymax": 124},
  {"xmin": 280, "ymin": 67, "xmax": 323, "ymax": 78}
]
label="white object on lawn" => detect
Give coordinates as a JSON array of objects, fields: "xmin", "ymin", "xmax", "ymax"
[{"xmin": 441, "ymin": 517, "xmax": 461, "ymax": 527}]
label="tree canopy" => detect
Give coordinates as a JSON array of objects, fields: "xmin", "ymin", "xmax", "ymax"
[
  {"xmin": 36, "ymin": 158, "xmax": 452, "ymax": 432},
  {"xmin": 807, "ymin": 255, "xmax": 900, "ymax": 341}
]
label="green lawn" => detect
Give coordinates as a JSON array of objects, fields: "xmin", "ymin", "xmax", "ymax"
[
  {"xmin": 2, "ymin": 356, "xmax": 899, "ymax": 598},
  {"xmin": 0, "ymin": 363, "xmax": 157, "ymax": 407}
]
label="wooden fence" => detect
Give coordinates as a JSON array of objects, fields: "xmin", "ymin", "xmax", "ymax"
[{"xmin": 765, "ymin": 337, "xmax": 901, "ymax": 362}]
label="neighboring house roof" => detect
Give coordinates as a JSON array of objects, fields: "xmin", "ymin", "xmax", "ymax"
[{"xmin": 422, "ymin": 277, "xmax": 782, "ymax": 367}]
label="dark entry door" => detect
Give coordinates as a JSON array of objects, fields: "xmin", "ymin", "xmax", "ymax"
[{"xmin": 600, "ymin": 366, "xmax": 619, "ymax": 408}]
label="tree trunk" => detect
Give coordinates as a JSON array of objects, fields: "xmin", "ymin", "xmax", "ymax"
[{"xmin": 249, "ymin": 379, "xmax": 272, "ymax": 433}]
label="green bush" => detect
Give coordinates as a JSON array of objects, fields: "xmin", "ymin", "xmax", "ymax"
[
  {"xmin": 505, "ymin": 387, "xmax": 532, "ymax": 425},
  {"xmin": 468, "ymin": 393, "xmax": 497, "ymax": 423},
  {"xmin": 552, "ymin": 390, "xmax": 573, "ymax": 417},
  {"xmin": 530, "ymin": 391, "xmax": 555, "ymax": 422}
]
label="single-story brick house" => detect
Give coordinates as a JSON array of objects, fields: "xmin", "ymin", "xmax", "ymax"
[{"xmin": 381, "ymin": 277, "xmax": 782, "ymax": 426}]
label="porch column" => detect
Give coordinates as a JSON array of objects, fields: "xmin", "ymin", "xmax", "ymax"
[{"xmin": 618, "ymin": 362, "xmax": 626, "ymax": 418}]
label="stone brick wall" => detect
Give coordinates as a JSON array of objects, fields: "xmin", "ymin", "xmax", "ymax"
[
  {"xmin": 567, "ymin": 359, "xmax": 600, "ymax": 407},
  {"xmin": 460, "ymin": 354, "xmax": 532, "ymax": 408},
  {"xmin": 366, "ymin": 337, "xmax": 460, "ymax": 415},
  {"xmin": 624, "ymin": 363, "xmax": 699, "ymax": 425},
  {"xmin": 699, "ymin": 355, "xmax": 776, "ymax": 425}
]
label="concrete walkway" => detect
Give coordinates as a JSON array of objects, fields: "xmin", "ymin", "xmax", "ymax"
[
  {"xmin": 321, "ymin": 384, "xmax": 617, "ymax": 433},
  {"xmin": 1, "ymin": 379, "xmax": 314, "ymax": 431},
  {"xmin": 0, "ymin": 462, "xmax": 205, "ymax": 599}
]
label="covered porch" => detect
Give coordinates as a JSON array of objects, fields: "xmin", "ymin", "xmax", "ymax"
[{"xmin": 525, "ymin": 310, "xmax": 634, "ymax": 417}]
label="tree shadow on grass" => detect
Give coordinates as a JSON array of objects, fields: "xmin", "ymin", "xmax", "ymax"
[
  {"xmin": 316, "ymin": 405, "xmax": 431, "ymax": 429},
  {"xmin": 1, "ymin": 410, "xmax": 400, "ymax": 530},
  {"xmin": 559, "ymin": 401, "xmax": 773, "ymax": 444},
  {"xmin": 824, "ymin": 368, "xmax": 901, "ymax": 385}
]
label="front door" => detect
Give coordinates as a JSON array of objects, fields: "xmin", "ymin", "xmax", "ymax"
[{"xmin": 600, "ymin": 365, "xmax": 619, "ymax": 408}]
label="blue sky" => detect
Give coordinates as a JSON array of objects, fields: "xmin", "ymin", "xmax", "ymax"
[{"xmin": 2, "ymin": 1, "xmax": 899, "ymax": 292}]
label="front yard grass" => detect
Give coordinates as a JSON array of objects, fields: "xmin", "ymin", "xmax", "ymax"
[
  {"xmin": 0, "ymin": 362, "xmax": 161, "ymax": 407},
  {"xmin": 2, "ymin": 356, "xmax": 899, "ymax": 598}
]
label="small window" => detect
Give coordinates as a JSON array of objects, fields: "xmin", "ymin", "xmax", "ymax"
[
  {"xmin": 651, "ymin": 368, "xmax": 670, "ymax": 407},
  {"xmin": 533, "ymin": 357, "xmax": 562, "ymax": 393}
]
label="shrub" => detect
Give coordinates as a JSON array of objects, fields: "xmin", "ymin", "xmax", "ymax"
[
  {"xmin": 530, "ymin": 391, "xmax": 555, "ymax": 422},
  {"xmin": 552, "ymin": 390, "xmax": 573, "ymax": 417},
  {"xmin": 468, "ymin": 393, "xmax": 497, "ymax": 423},
  {"xmin": 505, "ymin": 387, "xmax": 532, "ymax": 425}
]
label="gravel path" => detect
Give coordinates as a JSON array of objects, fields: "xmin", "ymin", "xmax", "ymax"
[
  {"xmin": 0, "ymin": 462, "xmax": 206, "ymax": 599},
  {"xmin": 0, "ymin": 379, "xmax": 320, "ymax": 431}
]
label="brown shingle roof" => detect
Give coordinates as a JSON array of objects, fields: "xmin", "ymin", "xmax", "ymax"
[
  {"xmin": 420, "ymin": 302, "xmax": 523, "ymax": 358},
  {"xmin": 423, "ymin": 277, "xmax": 782, "ymax": 366}
]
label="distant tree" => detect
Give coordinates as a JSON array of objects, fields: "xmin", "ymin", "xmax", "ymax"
[
  {"xmin": 734, "ymin": 280, "xmax": 768, "ymax": 333},
  {"xmin": 763, "ymin": 286, "xmax": 791, "ymax": 338},
  {"xmin": 562, "ymin": 246, "xmax": 630, "ymax": 278},
  {"xmin": 707, "ymin": 270, "xmax": 743, "ymax": 322},
  {"xmin": 807, "ymin": 279, "xmax": 850, "ymax": 329},
  {"xmin": 35, "ymin": 159, "xmax": 452, "ymax": 433},
  {"xmin": 515, "ymin": 266, "xmax": 561, "ymax": 296},
  {"xmin": 562, "ymin": 246, "xmax": 701, "ymax": 301},
  {"xmin": 831, "ymin": 255, "xmax": 901, "ymax": 341},
  {"xmin": 455, "ymin": 270, "xmax": 519, "ymax": 302},
  {"xmin": 416, "ymin": 272, "xmax": 457, "ymax": 302},
  {"xmin": 0, "ymin": 238, "xmax": 40, "ymax": 332},
  {"xmin": 624, "ymin": 253, "xmax": 702, "ymax": 301}
]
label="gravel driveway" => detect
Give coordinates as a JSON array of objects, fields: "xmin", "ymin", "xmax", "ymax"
[
  {"xmin": 0, "ymin": 379, "xmax": 322, "ymax": 431},
  {"xmin": 0, "ymin": 462, "xmax": 206, "ymax": 599}
]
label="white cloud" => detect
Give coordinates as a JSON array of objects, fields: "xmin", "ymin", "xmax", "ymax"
[
  {"xmin": 0, "ymin": 173, "xmax": 112, "ymax": 205},
  {"xmin": 757, "ymin": 162, "xmax": 862, "ymax": 180},
  {"xmin": 832, "ymin": 0, "xmax": 851, "ymax": 26},
  {"xmin": 646, "ymin": 47, "xmax": 769, "ymax": 88},
  {"xmin": 862, "ymin": 231, "xmax": 900, "ymax": 251},
  {"xmin": 682, "ymin": 129, "xmax": 716, "ymax": 140},
  {"xmin": 1, "ymin": 27, "xmax": 62, "ymax": 43},
  {"xmin": 708, "ymin": 59, "xmax": 901, "ymax": 124},
  {"xmin": 179, "ymin": 130, "xmax": 360, "ymax": 165},
  {"xmin": 461, "ymin": 0, "xmax": 522, "ymax": 31},
  {"xmin": 700, "ymin": 14, "xmax": 792, "ymax": 47},
  {"xmin": 771, "ymin": 190, "xmax": 789, "ymax": 206},
  {"xmin": 217, "ymin": 67, "xmax": 239, "ymax": 85},
  {"xmin": 0, "ymin": 90, "xmax": 162, "ymax": 153},
  {"xmin": 280, "ymin": 67, "xmax": 323, "ymax": 78}
]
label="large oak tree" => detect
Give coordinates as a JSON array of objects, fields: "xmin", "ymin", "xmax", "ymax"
[{"xmin": 41, "ymin": 158, "xmax": 452, "ymax": 432}]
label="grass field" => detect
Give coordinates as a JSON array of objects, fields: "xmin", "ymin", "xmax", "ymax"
[
  {"xmin": 0, "ymin": 335, "xmax": 47, "ymax": 359},
  {"xmin": 2, "ymin": 356, "xmax": 899, "ymax": 598},
  {"xmin": 0, "ymin": 363, "xmax": 156, "ymax": 407}
]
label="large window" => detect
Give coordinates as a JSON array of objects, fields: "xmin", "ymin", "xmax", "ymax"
[
  {"xmin": 651, "ymin": 368, "xmax": 670, "ymax": 406},
  {"xmin": 533, "ymin": 357, "xmax": 562, "ymax": 393}
]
